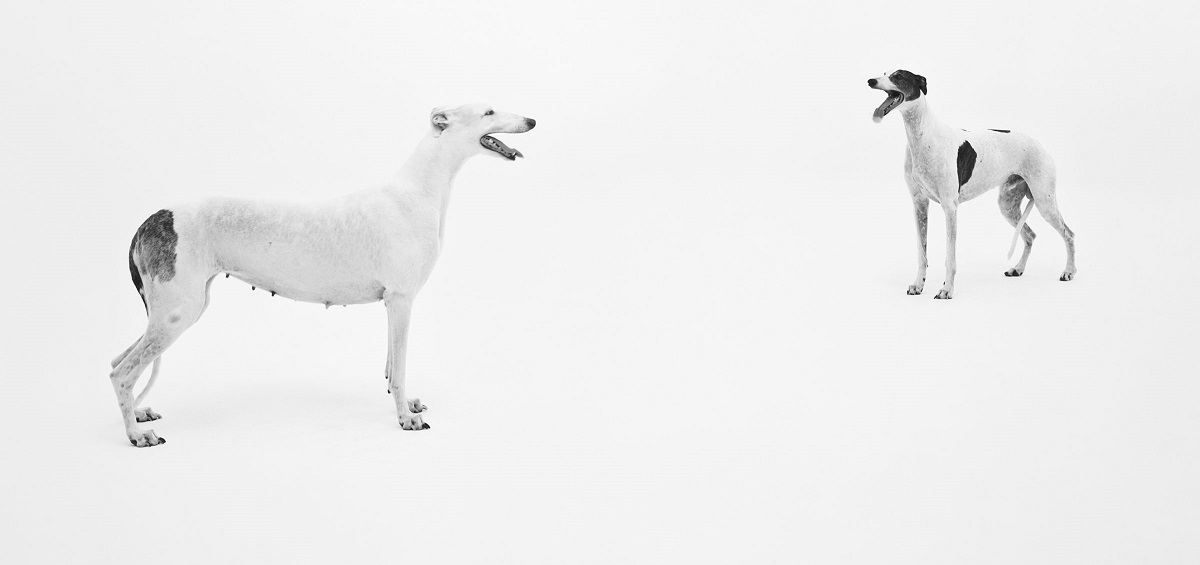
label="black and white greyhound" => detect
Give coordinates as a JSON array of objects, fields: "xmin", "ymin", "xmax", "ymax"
[{"xmin": 869, "ymin": 70, "xmax": 1076, "ymax": 299}]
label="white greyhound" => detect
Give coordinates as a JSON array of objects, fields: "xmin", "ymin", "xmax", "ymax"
[
  {"xmin": 868, "ymin": 70, "xmax": 1076, "ymax": 299},
  {"xmin": 110, "ymin": 104, "xmax": 536, "ymax": 447}
]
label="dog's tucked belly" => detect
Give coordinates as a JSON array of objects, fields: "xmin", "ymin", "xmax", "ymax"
[
  {"xmin": 215, "ymin": 239, "xmax": 388, "ymax": 304},
  {"xmin": 226, "ymin": 269, "xmax": 384, "ymax": 305},
  {"xmin": 957, "ymin": 172, "xmax": 1009, "ymax": 202}
]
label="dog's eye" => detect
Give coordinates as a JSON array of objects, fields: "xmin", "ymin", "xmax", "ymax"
[{"xmin": 484, "ymin": 110, "xmax": 494, "ymax": 116}]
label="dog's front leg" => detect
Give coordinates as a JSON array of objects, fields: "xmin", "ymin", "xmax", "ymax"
[
  {"xmin": 935, "ymin": 202, "xmax": 958, "ymax": 299},
  {"xmin": 908, "ymin": 196, "xmax": 929, "ymax": 295},
  {"xmin": 385, "ymin": 294, "xmax": 429, "ymax": 430}
]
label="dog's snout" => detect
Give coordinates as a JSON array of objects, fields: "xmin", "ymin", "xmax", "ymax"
[
  {"xmin": 525, "ymin": 118, "xmax": 536, "ymax": 129},
  {"xmin": 868, "ymin": 78, "xmax": 878, "ymax": 87}
]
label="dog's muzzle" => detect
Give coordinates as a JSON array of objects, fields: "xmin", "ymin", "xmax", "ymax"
[
  {"xmin": 480, "ymin": 118, "xmax": 536, "ymax": 161},
  {"xmin": 869, "ymin": 80, "xmax": 903, "ymax": 123}
]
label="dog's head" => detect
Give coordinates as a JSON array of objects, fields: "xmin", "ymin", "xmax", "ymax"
[
  {"xmin": 867, "ymin": 70, "xmax": 927, "ymax": 123},
  {"xmin": 429, "ymin": 104, "xmax": 536, "ymax": 160}
]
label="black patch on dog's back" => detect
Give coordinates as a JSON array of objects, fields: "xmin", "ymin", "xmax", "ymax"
[
  {"xmin": 989, "ymin": 129, "xmax": 1010, "ymax": 133},
  {"xmin": 957, "ymin": 141, "xmax": 977, "ymax": 190},
  {"xmin": 128, "ymin": 209, "xmax": 179, "ymax": 310}
]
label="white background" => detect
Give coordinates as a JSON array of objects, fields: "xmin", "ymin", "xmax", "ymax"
[{"xmin": 2, "ymin": 1, "xmax": 1198, "ymax": 563}]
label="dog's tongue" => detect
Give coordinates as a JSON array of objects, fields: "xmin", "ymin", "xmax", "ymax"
[
  {"xmin": 481, "ymin": 135, "xmax": 523, "ymax": 160},
  {"xmin": 873, "ymin": 92, "xmax": 903, "ymax": 123}
]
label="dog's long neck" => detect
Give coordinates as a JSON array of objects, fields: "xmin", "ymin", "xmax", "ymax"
[
  {"xmin": 900, "ymin": 97, "xmax": 941, "ymax": 149},
  {"xmin": 395, "ymin": 132, "xmax": 473, "ymax": 224}
]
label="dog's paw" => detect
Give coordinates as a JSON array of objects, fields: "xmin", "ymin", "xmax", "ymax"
[
  {"xmin": 128, "ymin": 430, "xmax": 166, "ymax": 447},
  {"xmin": 906, "ymin": 284, "xmax": 923, "ymax": 295},
  {"xmin": 407, "ymin": 398, "xmax": 427, "ymax": 413},
  {"xmin": 934, "ymin": 289, "xmax": 953, "ymax": 299},
  {"xmin": 135, "ymin": 407, "xmax": 162, "ymax": 422},
  {"xmin": 1004, "ymin": 268, "xmax": 1023, "ymax": 277},
  {"xmin": 1060, "ymin": 271, "xmax": 1075, "ymax": 281},
  {"xmin": 399, "ymin": 413, "xmax": 430, "ymax": 431}
]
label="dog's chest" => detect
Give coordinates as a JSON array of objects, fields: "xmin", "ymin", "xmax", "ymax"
[{"xmin": 906, "ymin": 143, "xmax": 953, "ymax": 194}]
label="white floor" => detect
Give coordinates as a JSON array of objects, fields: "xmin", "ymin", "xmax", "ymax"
[{"xmin": 4, "ymin": 176, "xmax": 1197, "ymax": 563}]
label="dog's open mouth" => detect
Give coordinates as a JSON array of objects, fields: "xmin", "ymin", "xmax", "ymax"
[
  {"xmin": 480, "ymin": 135, "xmax": 523, "ymax": 160},
  {"xmin": 873, "ymin": 91, "xmax": 904, "ymax": 123}
]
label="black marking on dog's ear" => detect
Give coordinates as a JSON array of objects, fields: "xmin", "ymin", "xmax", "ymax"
[
  {"xmin": 957, "ymin": 141, "xmax": 977, "ymax": 190},
  {"xmin": 989, "ymin": 129, "xmax": 1010, "ymax": 133},
  {"xmin": 891, "ymin": 70, "xmax": 926, "ymax": 101},
  {"xmin": 128, "ymin": 209, "xmax": 178, "ymax": 311}
]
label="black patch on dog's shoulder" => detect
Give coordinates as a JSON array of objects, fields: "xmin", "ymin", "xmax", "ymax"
[
  {"xmin": 957, "ymin": 141, "xmax": 977, "ymax": 190},
  {"xmin": 129, "ymin": 210, "xmax": 179, "ymax": 310},
  {"xmin": 989, "ymin": 129, "xmax": 1010, "ymax": 133}
]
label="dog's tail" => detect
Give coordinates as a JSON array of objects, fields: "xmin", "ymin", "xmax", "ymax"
[
  {"xmin": 129, "ymin": 231, "xmax": 148, "ymax": 313},
  {"xmin": 112, "ymin": 337, "xmax": 141, "ymax": 368},
  {"xmin": 111, "ymin": 335, "xmax": 162, "ymax": 406},
  {"xmin": 1007, "ymin": 197, "xmax": 1037, "ymax": 259},
  {"xmin": 134, "ymin": 356, "xmax": 162, "ymax": 407}
]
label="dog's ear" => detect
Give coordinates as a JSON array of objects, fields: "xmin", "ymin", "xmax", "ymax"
[
  {"xmin": 430, "ymin": 108, "xmax": 450, "ymax": 137},
  {"xmin": 917, "ymin": 74, "xmax": 927, "ymax": 95}
]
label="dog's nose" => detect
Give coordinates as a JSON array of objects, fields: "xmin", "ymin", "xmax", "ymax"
[
  {"xmin": 525, "ymin": 118, "xmax": 536, "ymax": 129},
  {"xmin": 868, "ymin": 78, "xmax": 878, "ymax": 87}
]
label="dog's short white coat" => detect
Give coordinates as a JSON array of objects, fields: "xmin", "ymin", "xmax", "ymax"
[{"xmin": 109, "ymin": 104, "xmax": 535, "ymax": 447}]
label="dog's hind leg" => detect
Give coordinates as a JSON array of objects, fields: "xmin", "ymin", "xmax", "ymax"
[
  {"xmin": 111, "ymin": 335, "xmax": 161, "ymax": 427},
  {"xmin": 111, "ymin": 335, "xmax": 171, "ymax": 446},
  {"xmin": 1038, "ymin": 201, "xmax": 1076, "ymax": 281},
  {"xmin": 111, "ymin": 337, "xmax": 140, "ymax": 369},
  {"xmin": 1027, "ymin": 175, "xmax": 1077, "ymax": 281},
  {"xmin": 110, "ymin": 280, "xmax": 208, "ymax": 447},
  {"xmin": 113, "ymin": 337, "xmax": 165, "ymax": 422},
  {"xmin": 133, "ymin": 357, "xmax": 164, "ymax": 422},
  {"xmin": 999, "ymin": 176, "xmax": 1036, "ymax": 276},
  {"xmin": 908, "ymin": 195, "xmax": 930, "ymax": 295}
]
